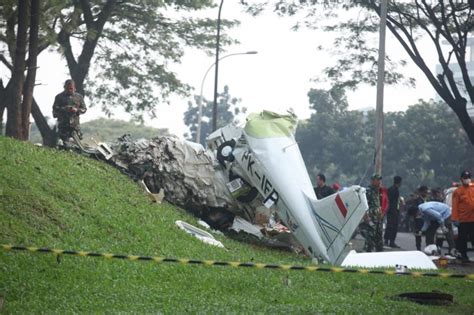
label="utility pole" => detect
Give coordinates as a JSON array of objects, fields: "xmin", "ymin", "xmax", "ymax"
[
  {"xmin": 374, "ymin": 0, "xmax": 387, "ymax": 175},
  {"xmin": 212, "ymin": 0, "xmax": 224, "ymax": 132}
]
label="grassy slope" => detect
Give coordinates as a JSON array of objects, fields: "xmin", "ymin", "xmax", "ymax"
[{"xmin": 0, "ymin": 136, "xmax": 472, "ymax": 314}]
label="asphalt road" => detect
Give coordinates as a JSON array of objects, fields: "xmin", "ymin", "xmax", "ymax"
[{"xmin": 386, "ymin": 232, "xmax": 473, "ymax": 258}]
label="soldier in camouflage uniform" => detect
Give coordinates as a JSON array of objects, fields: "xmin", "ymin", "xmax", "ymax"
[
  {"xmin": 360, "ymin": 174, "xmax": 384, "ymax": 252},
  {"xmin": 52, "ymin": 79, "xmax": 87, "ymax": 142}
]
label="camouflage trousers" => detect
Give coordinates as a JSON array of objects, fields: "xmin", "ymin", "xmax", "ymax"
[
  {"xmin": 57, "ymin": 117, "xmax": 82, "ymax": 141},
  {"xmin": 359, "ymin": 216, "xmax": 384, "ymax": 252}
]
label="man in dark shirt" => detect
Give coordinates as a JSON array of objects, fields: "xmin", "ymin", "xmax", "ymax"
[
  {"xmin": 384, "ymin": 176, "xmax": 402, "ymax": 248},
  {"xmin": 314, "ymin": 173, "xmax": 335, "ymax": 199}
]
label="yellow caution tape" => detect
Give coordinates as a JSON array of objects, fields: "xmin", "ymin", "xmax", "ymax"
[{"xmin": 1, "ymin": 244, "xmax": 473, "ymax": 280}]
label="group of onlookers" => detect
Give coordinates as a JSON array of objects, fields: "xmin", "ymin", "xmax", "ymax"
[
  {"xmin": 401, "ymin": 170, "xmax": 474, "ymax": 261},
  {"xmin": 314, "ymin": 170, "xmax": 474, "ymax": 261}
]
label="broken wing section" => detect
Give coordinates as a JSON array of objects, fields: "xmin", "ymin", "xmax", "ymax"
[{"xmin": 307, "ymin": 186, "xmax": 368, "ymax": 265}]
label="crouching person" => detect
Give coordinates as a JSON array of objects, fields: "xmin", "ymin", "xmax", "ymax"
[{"xmin": 418, "ymin": 201, "xmax": 455, "ymax": 255}]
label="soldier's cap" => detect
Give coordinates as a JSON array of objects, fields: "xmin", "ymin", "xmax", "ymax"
[
  {"xmin": 460, "ymin": 170, "xmax": 471, "ymax": 179},
  {"xmin": 371, "ymin": 173, "xmax": 382, "ymax": 180}
]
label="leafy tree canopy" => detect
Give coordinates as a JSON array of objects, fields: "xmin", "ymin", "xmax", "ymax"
[{"xmin": 307, "ymin": 87, "xmax": 348, "ymax": 115}]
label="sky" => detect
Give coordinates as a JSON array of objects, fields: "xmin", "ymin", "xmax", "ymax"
[{"xmin": 15, "ymin": 1, "xmax": 439, "ymax": 138}]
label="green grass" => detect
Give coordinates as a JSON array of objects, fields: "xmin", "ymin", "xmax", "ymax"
[{"xmin": 0, "ymin": 136, "xmax": 473, "ymax": 314}]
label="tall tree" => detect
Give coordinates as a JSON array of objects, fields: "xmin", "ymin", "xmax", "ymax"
[
  {"xmin": 244, "ymin": 0, "xmax": 474, "ymax": 144},
  {"xmin": 296, "ymin": 88, "xmax": 371, "ymax": 184},
  {"xmin": 382, "ymin": 100, "xmax": 473, "ymax": 190},
  {"xmin": 0, "ymin": 1, "xmax": 238, "ymax": 143},
  {"xmin": 5, "ymin": 0, "xmax": 28, "ymax": 138},
  {"xmin": 20, "ymin": 0, "xmax": 39, "ymax": 140},
  {"xmin": 1, "ymin": 0, "xmax": 62, "ymax": 142}
]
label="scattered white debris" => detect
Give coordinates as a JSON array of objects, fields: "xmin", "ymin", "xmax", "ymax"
[
  {"xmin": 424, "ymin": 244, "xmax": 440, "ymax": 256},
  {"xmin": 197, "ymin": 220, "xmax": 224, "ymax": 235},
  {"xmin": 230, "ymin": 217, "xmax": 264, "ymax": 239},
  {"xmin": 175, "ymin": 220, "xmax": 225, "ymax": 249}
]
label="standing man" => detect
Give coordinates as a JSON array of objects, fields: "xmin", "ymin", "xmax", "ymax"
[
  {"xmin": 384, "ymin": 175, "xmax": 402, "ymax": 248},
  {"xmin": 360, "ymin": 174, "xmax": 384, "ymax": 252},
  {"xmin": 452, "ymin": 170, "xmax": 474, "ymax": 262},
  {"xmin": 53, "ymin": 79, "xmax": 87, "ymax": 142},
  {"xmin": 314, "ymin": 173, "xmax": 335, "ymax": 199},
  {"xmin": 418, "ymin": 201, "xmax": 456, "ymax": 255}
]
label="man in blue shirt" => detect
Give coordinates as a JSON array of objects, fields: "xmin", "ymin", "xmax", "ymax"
[{"xmin": 418, "ymin": 201, "xmax": 455, "ymax": 254}]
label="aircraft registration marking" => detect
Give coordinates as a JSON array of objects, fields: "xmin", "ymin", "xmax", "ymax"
[{"xmin": 241, "ymin": 150, "xmax": 280, "ymax": 206}]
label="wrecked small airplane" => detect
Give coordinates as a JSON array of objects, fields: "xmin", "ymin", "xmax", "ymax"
[
  {"xmin": 205, "ymin": 111, "xmax": 368, "ymax": 264},
  {"xmin": 73, "ymin": 110, "xmax": 369, "ymax": 265}
]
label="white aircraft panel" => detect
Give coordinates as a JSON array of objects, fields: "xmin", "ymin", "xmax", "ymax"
[{"xmin": 341, "ymin": 250, "xmax": 438, "ymax": 270}]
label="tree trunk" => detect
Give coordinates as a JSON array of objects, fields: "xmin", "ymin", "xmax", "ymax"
[
  {"xmin": 20, "ymin": 0, "xmax": 39, "ymax": 140},
  {"xmin": 5, "ymin": 0, "xmax": 29, "ymax": 139},
  {"xmin": 31, "ymin": 98, "xmax": 57, "ymax": 147},
  {"xmin": 0, "ymin": 79, "xmax": 6, "ymax": 134},
  {"xmin": 0, "ymin": 105, "xmax": 4, "ymax": 134},
  {"xmin": 451, "ymin": 98, "xmax": 474, "ymax": 144}
]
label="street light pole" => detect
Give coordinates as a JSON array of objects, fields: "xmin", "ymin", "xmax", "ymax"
[
  {"xmin": 374, "ymin": 0, "xmax": 387, "ymax": 176},
  {"xmin": 212, "ymin": 0, "xmax": 224, "ymax": 132},
  {"xmin": 195, "ymin": 51, "xmax": 258, "ymax": 143}
]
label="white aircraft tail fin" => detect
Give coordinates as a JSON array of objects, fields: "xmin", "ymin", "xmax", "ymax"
[{"xmin": 308, "ymin": 186, "xmax": 368, "ymax": 265}]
